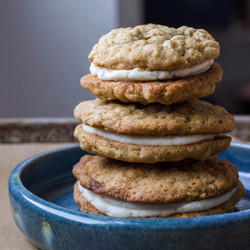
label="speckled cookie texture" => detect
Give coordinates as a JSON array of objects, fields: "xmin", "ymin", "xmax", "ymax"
[
  {"xmin": 81, "ymin": 63, "xmax": 222, "ymax": 105},
  {"xmin": 73, "ymin": 155, "xmax": 241, "ymax": 203},
  {"xmin": 89, "ymin": 24, "xmax": 220, "ymax": 71},
  {"xmin": 74, "ymin": 125, "xmax": 231, "ymax": 163},
  {"xmin": 73, "ymin": 181, "xmax": 244, "ymax": 218},
  {"xmin": 73, "ymin": 23, "xmax": 244, "ymax": 218},
  {"xmin": 74, "ymin": 99, "xmax": 234, "ymax": 135}
]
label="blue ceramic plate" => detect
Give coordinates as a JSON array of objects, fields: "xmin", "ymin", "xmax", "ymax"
[{"xmin": 9, "ymin": 142, "xmax": 250, "ymax": 250}]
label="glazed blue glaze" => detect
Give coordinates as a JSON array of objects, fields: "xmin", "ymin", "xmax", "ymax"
[{"xmin": 8, "ymin": 142, "xmax": 250, "ymax": 250}]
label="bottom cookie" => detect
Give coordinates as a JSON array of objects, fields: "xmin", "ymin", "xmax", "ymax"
[
  {"xmin": 73, "ymin": 181, "xmax": 245, "ymax": 218},
  {"xmin": 75, "ymin": 124, "xmax": 232, "ymax": 163}
]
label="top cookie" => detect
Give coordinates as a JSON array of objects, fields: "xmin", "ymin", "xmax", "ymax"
[
  {"xmin": 89, "ymin": 24, "xmax": 220, "ymax": 71},
  {"xmin": 74, "ymin": 99, "xmax": 234, "ymax": 135}
]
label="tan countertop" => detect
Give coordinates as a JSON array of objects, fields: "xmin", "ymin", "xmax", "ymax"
[{"xmin": 0, "ymin": 143, "xmax": 69, "ymax": 250}]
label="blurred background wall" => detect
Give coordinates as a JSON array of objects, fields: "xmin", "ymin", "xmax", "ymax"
[
  {"xmin": 0, "ymin": 0, "xmax": 249, "ymax": 117},
  {"xmin": 144, "ymin": 0, "xmax": 250, "ymax": 114},
  {"xmin": 0, "ymin": 0, "xmax": 119, "ymax": 117}
]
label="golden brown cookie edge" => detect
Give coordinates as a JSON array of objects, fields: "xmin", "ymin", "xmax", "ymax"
[
  {"xmin": 74, "ymin": 125, "xmax": 231, "ymax": 163},
  {"xmin": 73, "ymin": 181, "xmax": 244, "ymax": 218},
  {"xmin": 81, "ymin": 63, "xmax": 222, "ymax": 105}
]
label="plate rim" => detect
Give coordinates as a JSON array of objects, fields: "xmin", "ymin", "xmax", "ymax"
[{"xmin": 8, "ymin": 142, "xmax": 250, "ymax": 230}]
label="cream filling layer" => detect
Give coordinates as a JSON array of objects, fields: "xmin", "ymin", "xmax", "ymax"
[
  {"xmin": 78, "ymin": 182, "xmax": 237, "ymax": 218},
  {"xmin": 90, "ymin": 60, "xmax": 214, "ymax": 81},
  {"xmin": 82, "ymin": 124, "xmax": 216, "ymax": 146}
]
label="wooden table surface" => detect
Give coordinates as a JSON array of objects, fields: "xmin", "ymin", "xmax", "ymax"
[{"xmin": 0, "ymin": 143, "xmax": 69, "ymax": 250}]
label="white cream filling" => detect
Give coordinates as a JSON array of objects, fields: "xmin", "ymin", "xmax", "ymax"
[
  {"xmin": 78, "ymin": 182, "xmax": 237, "ymax": 218},
  {"xmin": 90, "ymin": 60, "xmax": 214, "ymax": 81},
  {"xmin": 82, "ymin": 124, "xmax": 216, "ymax": 146}
]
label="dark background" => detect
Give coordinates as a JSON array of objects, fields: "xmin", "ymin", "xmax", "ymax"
[{"xmin": 144, "ymin": 0, "xmax": 250, "ymax": 114}]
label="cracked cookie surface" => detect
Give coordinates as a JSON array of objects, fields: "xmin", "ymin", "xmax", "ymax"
[
  {"xmin": 89, "ymin": 24, "xmax": 220, "ymax": 71},
  {"xmin": 73, "ymin": 155, "xmax": 239, "ymax": 204},
  {"xmin": 74, "ymin": 99, "xmax": 234, "ymax": 135}
]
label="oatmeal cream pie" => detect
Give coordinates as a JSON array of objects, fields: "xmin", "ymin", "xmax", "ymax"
[
  {"xmin": 74, "ymin": 99, "xmax": 234, "ymax": 163},
  {"xmin": 73, "ymin": 155, "xmax": 244, "ymax": 218},
  {"xmin": 81, "ymin": 24, "xmax": 222, "ymax": 105}
]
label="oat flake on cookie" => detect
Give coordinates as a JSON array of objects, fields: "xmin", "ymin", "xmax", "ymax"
[{"xmin": 89, "ymin": 24, "xmax": 220, "ymax": 71}]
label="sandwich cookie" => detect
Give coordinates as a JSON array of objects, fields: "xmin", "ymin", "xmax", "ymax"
[
  {"xmin": 73, "ymin": 155, "xmax": 244, "ymax": 218},
  {"xmin": 82, "ymin": 63, "xmax": 222, "ymax": 105},
  {"xmin": 74, "ymin": 99, "xmax": 234, "ymax": 163},
  {"xmin": 81, "ymin": 24, "xmax": 222, "ymax": 105}
]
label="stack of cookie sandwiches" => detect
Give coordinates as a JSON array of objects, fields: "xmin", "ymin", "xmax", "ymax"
[{"xmin": 73, "ymin": 24, "xmax": 244, "ymax": 218}]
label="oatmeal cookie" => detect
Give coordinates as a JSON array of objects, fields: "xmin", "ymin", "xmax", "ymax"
[
  {"xmin": 74, "ymin": 181, "xmax": 244, "ymax": 218},
  {"xmin": 74, "ymin": 99, "xmax": 234, "ymax": 135},
  {"xmin": 73, "ymin": 155, "xmax": 239, "ymax": 203},
  {"xmin": 81, "ymin": 63, "xmax": 222, "ymax": 105},
  {"xmin": 89, "ymin": 24, "xmax": 220, "ymax": 71},
  {"xmin": 74, "ymin": 125, "xmax": 231, "ymax": 163}
]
